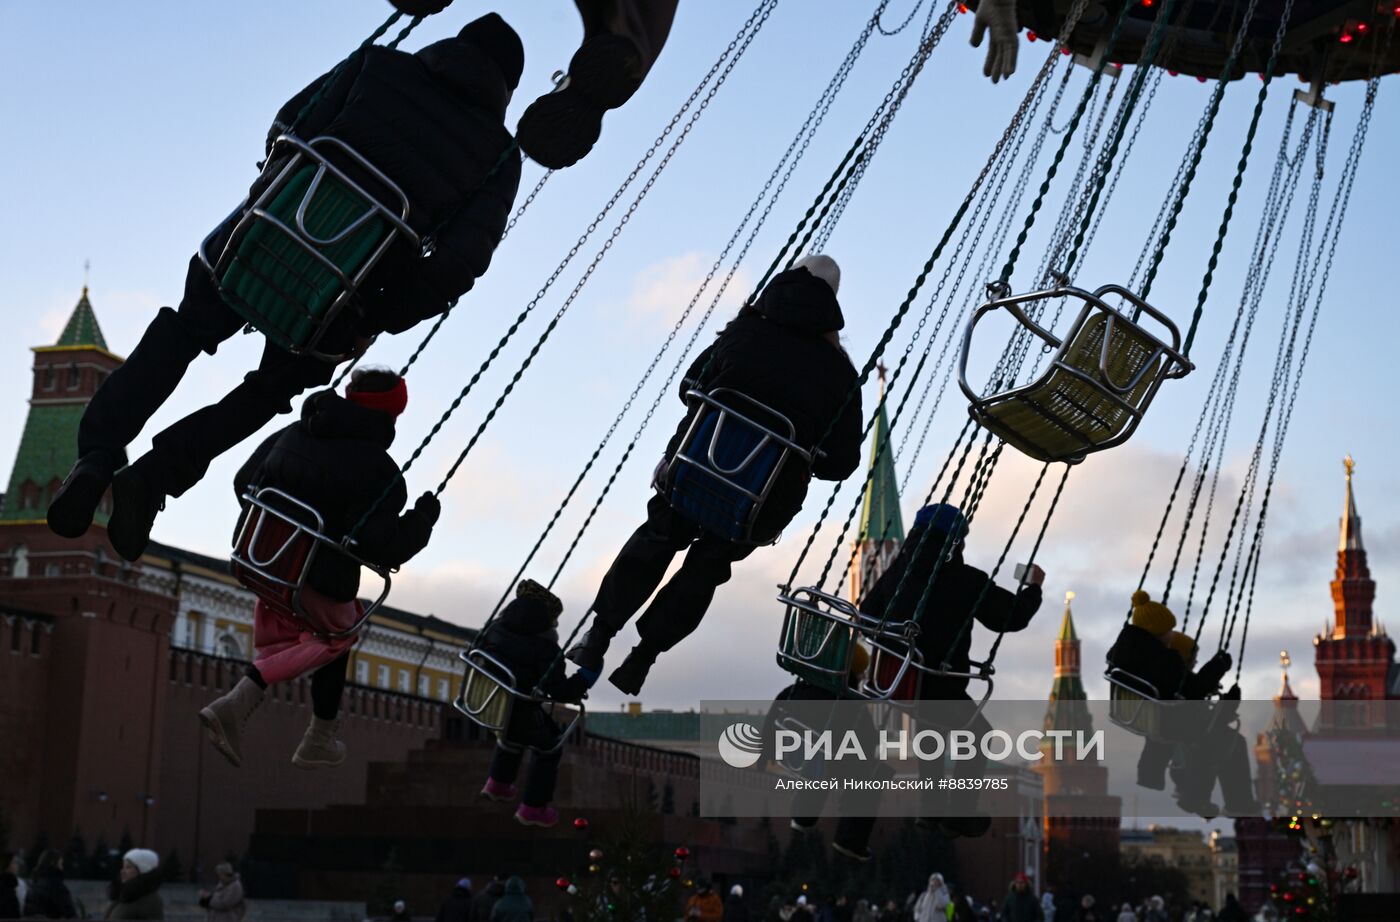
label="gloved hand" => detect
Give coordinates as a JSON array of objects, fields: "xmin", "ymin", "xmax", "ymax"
[
  {"xmin": 1222, "ymin": 683, "xmax": 1242, "ymax": 701},
  {"xmin": 390, "ymin": 0, "xmax": 452, "ymax": 15},
  {"xmin": 971, "ymin": 0, "xmax": 1020, "ymax": 84},
  {"xmin": 1207, "ymin": 650, "xmax": 1233, "ymax": 672},
  {"xmin": 413, "ymin": 491, "xmax": 442, "ymax": 526},
  {"xmin": 556, "ymin": 672, "xmax": 591, "ymax": 703}
]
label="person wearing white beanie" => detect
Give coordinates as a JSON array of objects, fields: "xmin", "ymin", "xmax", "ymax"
[
  {"xmin": 107, "ymin": 848, "xmax": 165, "ymax": 920},
  {"xmin": 792, "ymin": 253, "xmax": 841, "ymax": 296},
  {"xmin": 566, "ymin": 250, "xmax": 863, "ymax": 696}
]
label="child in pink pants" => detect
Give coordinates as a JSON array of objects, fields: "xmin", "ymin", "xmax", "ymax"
[{"xmin": 200, "ymin": 367, "xmax": 441, "ymax": 770}]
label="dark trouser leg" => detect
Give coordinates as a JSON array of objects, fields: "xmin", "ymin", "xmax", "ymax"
[
  {"xmin": 590, "ymin": 494, "xmax": 697, "ymax": 634},
  {"xmin": 1216, "ymin": 730, "xmax": 1257, "ymax": 813},
  {"xmin": 489, "ymin": 742, "xmax": 525, "ymax": 786},
  {"xmin": 310, "ymin": 652, "xmax": 350, "ymax": 720},
  {"xmin": 1137, "ymin": 739, "xmax": 1174, "ymax": 788},
  {"xmin": 522, "ymin": 747, "xmax": 564, "ymax": 808},
  {"xmin": 574, "ymin": 0, "xmax": 679, "ymax": 78},
  {"xmin": 137, "ymin": 336, "xmax": 335, "ymax": 496},
  {"xmin": 77, "ymin": 256, "xmax": 241, "ymax": 466},
  {"xmin": 631, "ymin": 531, "xmax": 754, "ymax": 653}
]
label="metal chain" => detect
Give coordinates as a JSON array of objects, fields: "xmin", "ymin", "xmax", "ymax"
[
  {"xmin": 344, "ymin": 0, "xmax": 777, "ymax": 541},
  {"xmin": 486, "ymin": 0, "xmax": 891, "ymax": 617}
]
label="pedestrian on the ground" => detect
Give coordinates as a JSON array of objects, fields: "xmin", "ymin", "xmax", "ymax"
[
  {"xmin": 1, "ymin": 853, "xmax": 22, "ymax": 921},
  {"xmin": 471, "ymin": 875, "xmax": 507, "ymax": 922},
  {"xmin": 1115, "ymin": 904, "xmax": 1138, "ymax": 922},
  {"xmin": 390, "ymin": 900, "xmax": 412, "ymax": 922},
  {"xmin": 199, "ymin": 862, "xmax": 246, "ymax": 922},
  {"xmin": 23, "ymin": 850, "xmax": 76, "ymax": 920},
  {"xmin": 489, "ymin": 877, "xmax": 532, "ymax": 922},
  {"xmin": 912, "ymin": 874, "xmax": 950, "ymax": 922},
  {"xmin": 685, "ymin": 879, "xmax": 724, "ymax": 922},
  {"xmin": 105, "ymin": 849, "xmax": 165, "ymax": 920},
  {"xmin": 725, "ymin": 884, "xmax": 749, "ymax": 922},
  {"xmin": 436, "ymin": 879, "xmax": 473, "ymax": 922},
  {"xmin": 1075, "ymin": 894, "xmax": 1099, "ymax": 922},
  {"xmin": 1003, "ymin": 873, "xmax": 1043, "ymax": 922}
]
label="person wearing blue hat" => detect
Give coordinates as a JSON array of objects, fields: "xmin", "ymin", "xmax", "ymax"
[{"xmin": 858, "ymin": 502, "xmax": 1044, "ymax": 838}]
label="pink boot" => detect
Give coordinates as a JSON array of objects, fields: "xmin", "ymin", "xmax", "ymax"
[
  {"xmin": 514, "ymin": 803, "xmax": 559, "ymax": 828},
  {"xmin": 480, "ymin": 777, "xmax": 518, "ymax": 802}
]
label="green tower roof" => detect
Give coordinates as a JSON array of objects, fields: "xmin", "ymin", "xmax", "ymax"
[
  {"xmin": 55, "ymin": 287, "xmax": 108, "ymax": 349},
  {"xmin": 859, "ymin": 398, "xmax": 904, "ymax": 542},
  {"xmin": 2, "ymin": 289, "xmax": 115, "ymax": 524}
]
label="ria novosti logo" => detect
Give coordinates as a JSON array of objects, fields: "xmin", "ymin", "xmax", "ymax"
[{"xmin": 717, "ymin": 722, "xmax": 764, "ymax": 768}]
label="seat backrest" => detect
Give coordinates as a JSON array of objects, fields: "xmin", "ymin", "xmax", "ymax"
[{"xmin": 1061, "ymin": 313, "xmax": 1162, "ymax": 405}]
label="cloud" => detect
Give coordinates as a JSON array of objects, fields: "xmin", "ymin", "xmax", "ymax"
[{"xmin": 624, "ymin": 251, "xmax": 753, "ymax": 329}]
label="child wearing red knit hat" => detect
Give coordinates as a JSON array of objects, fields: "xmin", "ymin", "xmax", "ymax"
[{"xmin": 200, "ymin": 367, "xmax": 441, "ymax": 771}]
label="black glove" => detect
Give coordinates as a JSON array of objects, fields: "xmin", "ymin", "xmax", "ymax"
[
  {"xmin": 413, "ymin": 491, "xmax": 442, "ymax": 526},
  {"xmin": 1208, "ymin": 650, "xmax": 1233, "ymax": 672},
  {"xmin": 390, "ymin": 0, "xmax": 452, "ymax": 14},
  {"xmin": 1222, "ymin": 683, "xmax": 1242, "ymax": 701},
  {"xmin": 556, "ymin": 673, "xmax": 591, "ymax": 703}
]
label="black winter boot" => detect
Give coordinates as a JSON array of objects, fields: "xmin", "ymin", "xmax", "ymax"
[
  {"xmin": 566, "ymin": 625, "xmax": 617, "ymax": 678},
  {"xmin": 47, "ymin": 452, "xmax": 123, "ymax": 538},
  {"xmin": 608, "ymin": 644, "xmax": 659, "ymax": 696},
  {"xmin": 107, "ymin": 463, "xmax": 165, "ymax": 561}
]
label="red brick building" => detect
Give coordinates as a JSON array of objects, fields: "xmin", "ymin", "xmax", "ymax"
[
  {"xmin": 1237, "ymin": 458, "xmax": 1400, "ymax": 913},
  {"xmin": 0, "ymin": 291, "xmax": 468, "ymax": 871},
  {"xmin": 1035, "ymin": 592, "xmax": 1122, "ymax": 892}
]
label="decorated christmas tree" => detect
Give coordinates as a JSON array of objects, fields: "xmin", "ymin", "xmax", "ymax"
[{"xmin": 562, "ymin": 787, "xmax": 687, "ymax": 922}]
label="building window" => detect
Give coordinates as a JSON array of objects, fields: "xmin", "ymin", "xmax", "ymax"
[
  {"xmin": 11, "ymin": 545, "xmax": 29, "ymax": 579},
  {"xmin": 397, "ymin": 669, "xmax": 410, "ymax": 693},
  {"xmin": 417, "ymin": 675, "xmax": 430, "ymax": 697},
  {"xmin": 19, "ymin": 480, "xmax": 40, "ymax": 511},
  {"xmin": 438, "ymin": 678, "xmax": 450, "ymax": 701},
  {"xmin": 42, "ymin": 366, "xmax": 55, "ymax": 390},
  {"xmin": 356, "ymin": 660, "xmax": 369, "ymax": 685},
  {"xmin": 30, "ymin": 625, "xmax": 42, "ymax": 656},
  {"xmin": 377, "ymin": 664, "xmax": 390, "ymax": 689},
  {"xmin": 67, "ymin": 364, "xmax": 80, "ymax": 390},
  {"xmin": 9, "ymin": 622, "xmax": 20, "ymax": 654}
]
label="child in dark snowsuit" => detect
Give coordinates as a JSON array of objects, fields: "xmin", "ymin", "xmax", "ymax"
[
  {"xmin": 858, "ymin": 502, "xmax": 1044, "ymax": 838},
  {"xmin": 1165, "ymin": 632, "xmax": 1257, "ymax": 815},
  {"xmin": 1106, "ymin": 591, "xmax": 1235, "ymax": 809},
  {"xmin": 568, "ymin": 255, "xmax": 863, "ymax": 696},
  {"xmin": 476, "ymin": 580, "xmax": 590, "ymax": 828},
  {"xmin": 48, "ymin": 14, "xmax": 524, "ymax": 562},
  {"xmin": 767, "ymin": 643, "xmax": 890, "ymax": 862},
  {"xmin": 200, "ymin": 367, "xmax": 441, "ymax": 770}
]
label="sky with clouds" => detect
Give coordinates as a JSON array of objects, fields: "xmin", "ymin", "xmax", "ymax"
[{"xmin": 1, "ymin": 0, "xmax": 1396, "ymax": 716}]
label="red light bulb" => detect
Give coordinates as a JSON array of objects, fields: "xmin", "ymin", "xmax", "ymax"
[
  {"xmin": 668, "ymin": 867, "xmax": 682, "ymax": 879},
  {"xmin": 556, "ymin": 878, "xmax": 572, "ymax": 892},
  {"xmin": 573, "ymin": 817, "xmax": 589, "ymax": 831},
  {"xmin": 957, "ymin": 3, "xmax": 969, "ymax": 12},
  {"xmin": 1358, "ymin": 21, "xmax": 1369, "ymax": 31},
  {"xmin": 674, "ymin": 847, "xmax": 691, "ymax": 860},
  {"xmin": 1027, "ymin": 30, "xmax": 1038, "ymax": 41},
  {"xmin": 1340, "ymin": 31, "xmax": 1354, "ymax": 42}
]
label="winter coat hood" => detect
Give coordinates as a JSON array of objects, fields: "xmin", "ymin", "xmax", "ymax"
[
  {"xmin": 753, "ymin": 268, "xmax": 846, "ymax": 333},
  {"xmin": 418, "ymin": 14, "xmax": 523, "ymax": 117},
  {"xmin": 107, "ymin": 869, "xmax": 164, "ymax": 920},
  {"xmin": 504, "ymin": 877, "xmax": 525, "ymax": 896},
  {"xmin": 498, "ymin": 580, "xmax": 563, "ymax": 635},
  {"xmin": 302, "ymin": 391, "xmax": 396, "ymax": 449}
]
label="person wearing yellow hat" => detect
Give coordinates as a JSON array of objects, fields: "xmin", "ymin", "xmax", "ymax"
[
  {"xmin": 1108, "ymin": 590, "xmax": 1190, "ymax": 791},
  {"xmin": 1162, "ymin": 631, "xmax": 1256, "ymax": 816}
]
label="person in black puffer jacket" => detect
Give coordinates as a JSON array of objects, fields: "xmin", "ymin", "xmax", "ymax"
[
  {"xmin": 23, "ymin": 849, "xmax": 78, "ymax": 920},
  {"xmin": 859, "ymin": 503, "xmax": 1043, "ymax": 839},
  {"xmin": 50, "ymin": 14, "xmax": 523, "ymax": 566},
  {"xmin": 199, "ymin": 367, "xmax": 440, "ymax": 771},
  {"xmin": 476, "ymin": 580, "xmax": 590, "ymax": 828},
  {"xmin": 568, "ymin": 254, "xmax": 863, "ymax": 696}
]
